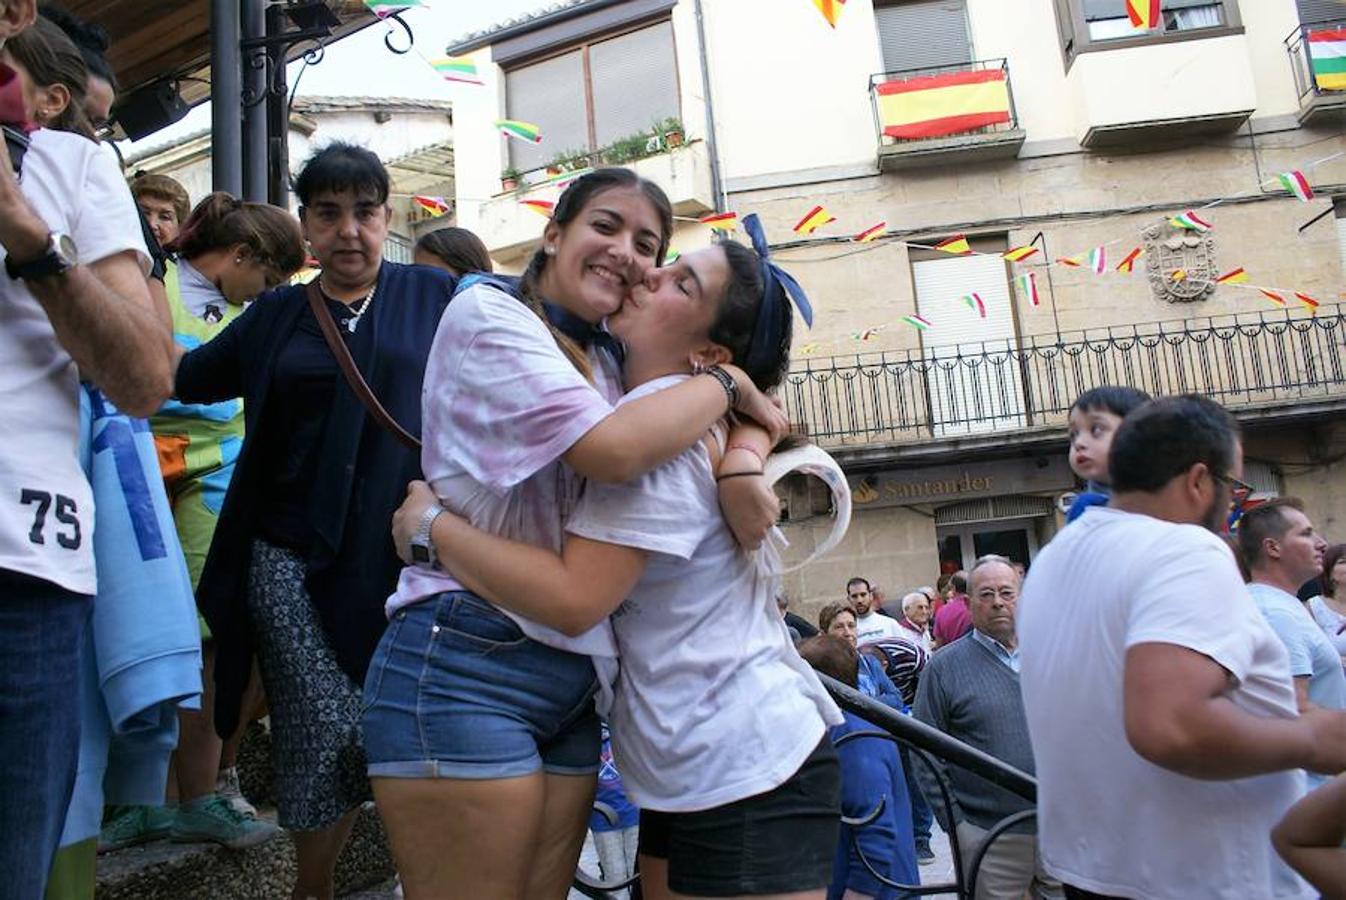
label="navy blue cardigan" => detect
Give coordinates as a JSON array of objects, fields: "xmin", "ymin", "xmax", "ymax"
[{"xmin": 175, "ymin": 262, "xmax": 455, "ymax": 738}]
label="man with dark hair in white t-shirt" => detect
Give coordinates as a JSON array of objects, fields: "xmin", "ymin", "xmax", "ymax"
[
  {"xmin": 1019, "ymin": 395, "xmax": 1346, "ymax": 900},
  {"xmin": 0, "ymin": 4, "xmax": 172, "ymax": 893},
  {"xmin": 848, "ymin": 575, "xmax": 901, "ymax": 645}
]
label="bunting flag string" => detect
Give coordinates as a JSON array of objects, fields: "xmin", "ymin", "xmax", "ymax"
[
  {"xmin": 1278, "ymin": 170, "xmax": 1315, "ymax": 202},
  {"xmin": 1003, "ymin": 246, "xmax": 1039, "ymax": 262},
  {"xmin": 853, "ymin": 221, "xmax": 886, "ymax": 243},
  {"xmin": 412, "ymin": 195, "xmax": 450, "ymax": 217},
  {"xmin": 519, "ymin": 199, "xmax": 555, "ymax": 218},
  {"xmin": 934, "ymin": 234, "xmax": 972, "ymax": 255},
  {"xmin": 1216, "ymin": 267, "xmax": 1248, "ymax": 284},
  {"xmin": 1260, "ymin": 289, "xmax": 1288, "ymax": 307},
  {"xmin": 495, "ymin": 119, "xmax": 542, "ymax": 143},
  {"xmin": 1127, "ymin": 0, "xmax": 1160, "ymax": 30},
  {"xmin": 852, "ymin": 326, "xmax": 886, "ymax": 341},
  {"xmin": 794, "ymin": 205, "xmax": 836, "ymax": 235},
  {"xmin": 1169, "ymin": 210, "xmax": 1213, "ymax": 232},
  {"xmin": 901, "ymin": 314, "xmax": 932, "ymax": 331},
  {"xmin": 1116, "ymin": 247, "xmax": 1142, "ymax": 273},
  {"xmin": 700, "ymin": 212, "xmax": 738, "ymax": 229},
  {"xmin": 1015, "ymin": 271, "xmax": 1040, "ymax": 307},
  {"xmin": 429, "ymin": 55, "xmax": 483, "ymax": 85},
  {"xmin": 810, "ymin": 0, "xmax": 846, "ymax": 28},
  {"xmin": 962, "ymin": 292, "xmax": 987, "ymax": 318},
  {"xmin": 1296, "ymin": 292, "xmax": 1320, "ymax": 312}
]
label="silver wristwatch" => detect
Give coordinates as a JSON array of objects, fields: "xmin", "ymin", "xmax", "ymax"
[{"xmin": 409, "ymin": 503, "xmax": 445, "ymax": 568}]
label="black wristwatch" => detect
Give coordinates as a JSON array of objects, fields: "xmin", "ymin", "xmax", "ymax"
[{"xmin": 5, "ymin": 232, "xmax": 78, "ymax": 282}]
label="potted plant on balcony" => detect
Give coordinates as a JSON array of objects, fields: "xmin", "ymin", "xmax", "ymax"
[
  {"xmin": 604, "ymin": 132, "xmax": 652, "ymax": 166},
  {"xmin": 500, "ymin": 165, "xmax": 521, "ymax": 192},
  {"xmin": 658, "ymin": 116, "xmax": 685, "ymax": 149}
]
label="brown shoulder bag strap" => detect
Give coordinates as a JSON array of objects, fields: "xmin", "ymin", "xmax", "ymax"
[{"xmin": 305, "ymin": 279, "xmax": 421, "ymax": 451}]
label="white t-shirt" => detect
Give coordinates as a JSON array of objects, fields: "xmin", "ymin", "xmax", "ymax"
[
  {"xmin": 388, "ymin": 281, "xmax": 622, "ymax": 656},
  {"xmin": 1018, "ymin": 506, "xmax": 1311, "ymax": 900},
  {"xmin": 0, "ymin": 129, "xmax": 150, "ymax": 595},
  {"xmin": 855, "ymin": 610, "xmax": 902, "ymax": 645},
  {"xmin": 567, "ymin": 375, "xmax": 843, "ymax": 813}
]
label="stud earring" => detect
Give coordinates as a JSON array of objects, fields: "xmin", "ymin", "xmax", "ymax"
[{"xmin": 544, "ymin": 245, "xmax": 556, "ymax": 256}]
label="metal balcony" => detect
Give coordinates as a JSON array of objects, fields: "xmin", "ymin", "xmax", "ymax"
[
  {"xmin": 1286, "ymin": 21, "xmax": 1346, "ymax": 126},
  {"xmin": 785, "ymin": 305, "xmax": 1346, "ymax": 449}
]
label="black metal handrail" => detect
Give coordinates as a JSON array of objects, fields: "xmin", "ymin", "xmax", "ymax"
[
  {"xmin": 572, "ymin": 674, "xmax": 1039, "ymax": 899},
  {"xmin": 786, "ymin": 304, "xmax": 1346, "ymax": 445},
  {"xmin": 1285, "ymin": 21, "xmax": 1346, "ymax": 106},
  {"xmin": 869, "ymin": 58, "xmax": 1019, "ymax": 147}
]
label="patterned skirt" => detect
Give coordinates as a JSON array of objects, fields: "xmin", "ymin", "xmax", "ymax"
[{"xmin": 247, "ymin": 539, "xmax": 372, "ymax": 830}]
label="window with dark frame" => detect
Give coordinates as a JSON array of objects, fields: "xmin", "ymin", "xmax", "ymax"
[
  {"xmin": 504, "ymin": 20, "xmax": 680, "ymax": 173},
  {"xmin": 1053, "ymin": 0, "xmax": 1242, "ymax": 64},
  {"xmin": 872, "ymin": 0, "xmax": 972, "ymax": 74}
]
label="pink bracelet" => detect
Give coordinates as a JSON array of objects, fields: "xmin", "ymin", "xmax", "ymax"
[{"xmin": 726, "ymin": 443, "xmax": 765, "ymax": 468}]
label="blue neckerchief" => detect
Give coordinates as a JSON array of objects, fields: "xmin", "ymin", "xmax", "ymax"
[{"xmin": 456, "ymin": 272, "xmax": 623, "ymax": 361}]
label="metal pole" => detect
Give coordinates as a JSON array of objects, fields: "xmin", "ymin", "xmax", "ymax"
[
  {"xmin": 210, "ymin": 0, "xmax": 242, "ymax": 195},
  {"xmin": 265, "ymin": 3, "xmax": 291, "ymax": 208},
  {"xmin": 241, "ymin": 0, "xmax": 267, "ymax": 202}
]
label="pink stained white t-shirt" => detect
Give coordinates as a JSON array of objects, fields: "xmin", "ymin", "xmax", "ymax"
[{"xmin": 388, "ymin": 281, "xmax": 622, "ymax": 657}]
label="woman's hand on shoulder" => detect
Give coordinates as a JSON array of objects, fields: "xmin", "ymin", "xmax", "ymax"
[
  {"xmin": 392, "ymin": 479, "xmax": 440, "ymax": 565},
  {"xmin": 721, "ymin": 364, "xmax": 788, "ymax": 444}
]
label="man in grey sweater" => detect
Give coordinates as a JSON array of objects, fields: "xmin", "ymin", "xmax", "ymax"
[{"xmin": 913, "ymin": 555, "xmax": 1062, "ymax": 900}]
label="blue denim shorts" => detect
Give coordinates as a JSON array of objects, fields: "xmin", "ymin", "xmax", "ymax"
[{"xmin": 362, "ymin": 591, "xmax": 600, "ymax": 779}]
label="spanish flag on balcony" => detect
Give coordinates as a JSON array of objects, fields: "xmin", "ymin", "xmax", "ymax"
[
  {"xmin": 875, "ymin": 69, "xmax": 1012, "ymax": 140},
  {"xmin": 1308, "ymin": 28, "xmax": 1346, "ymax": 92}
]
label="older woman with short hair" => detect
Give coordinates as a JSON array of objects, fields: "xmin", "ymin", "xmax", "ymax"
[{"xmin": 173, "ymin": 142, "xmax": 455, "ymax": 900}]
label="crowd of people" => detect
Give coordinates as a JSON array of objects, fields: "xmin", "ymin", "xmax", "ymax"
[{"xmin": 6, "ymin": 2, "xmax": 1346, "ymax": 900}]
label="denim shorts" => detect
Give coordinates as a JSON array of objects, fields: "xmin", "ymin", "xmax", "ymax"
[
  {"xmin": 639, "ymin": 737, "xmax": 841, "ymax": 896},
  {"xmin": 362, "ymin": 591, "xmax": 601, "ymax": 779}
]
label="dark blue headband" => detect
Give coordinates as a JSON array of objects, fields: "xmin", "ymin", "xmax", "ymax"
[{"xmin": 741, "ymin": 213, "xmax": 813, "ymax": 374}]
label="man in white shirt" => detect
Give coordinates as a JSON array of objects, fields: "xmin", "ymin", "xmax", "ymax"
[
  {"xmin": 848, "ymin": 576, "xmax": 902, "ymax": 645},
  {"xmin": 1240, "ymin": 499, "xmax": 1344, "ymax": 785},
  {"xmin": 1018, "ymin": 395, "xmax": 1346, "ymax": 900},
  {"xmin": 0, "ymin": 4, "xmax": 173, "ymax": 893}
]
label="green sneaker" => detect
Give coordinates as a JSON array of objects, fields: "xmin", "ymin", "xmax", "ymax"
[
  {"xmin": 98, "ymin": 805, "xmax": 175, "ymax": 853},
  {"xmin": 171, "ymin": 794, "xmax": 281, "ymax": 850}
]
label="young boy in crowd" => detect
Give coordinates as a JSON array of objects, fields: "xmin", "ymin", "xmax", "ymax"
[{"xmin": 1065, "ymin": 386, "xmax": 1151, "ymax": 523}]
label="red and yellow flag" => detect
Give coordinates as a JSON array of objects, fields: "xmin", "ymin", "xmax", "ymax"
[
  {"xmin": 853, "ymin": 221, "xmax": 886, "ymax": 243},
  {"xmin": 934, "ymin": 234, "xmax": 972, "ymax": 256},
  {"xmin": 1003, "ymin": 246, "xmax": 1038, "ymax": 262},
  {"xmin": 520, "ymin": 199, "xmax": 555, "ymax": 218},
  {"xmin": 875, "ymin": 69, "xmax": 1011, "ymax": 141},
  {"xmin": 811, "ymin": 0, "xmax": 845, "ymax": 28},
  {"xmin": 700, "ymin": 212, "xmax": 738, "ymax": 229},
  {"xmin": 793, "ymin": 205, "xmax": 836, "ymax": 235},
  {"xmin": 1296, "ymin": 292, "xmax": 1320, "ymax": 312},
  {"xmin": 1216, "ymin": 267, "xmax": 1248, "ymax": 284},
  {"xmin": 1260, "ymin": 289, "xmax": 1287, "ymax": 307},
  {"xmin": 1127, "ymin": 0, "xmax": 1160, "ymax": 30},
  {"xmin": 1116, "ymin": 247, "xmax": 1143, "ymax": 273}
]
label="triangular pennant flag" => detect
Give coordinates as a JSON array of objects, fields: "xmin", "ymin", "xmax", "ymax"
[
  {"xmin": 851, "ymin": 326, "xmax": 885, "ymax": 341},
  {"xmin": 793, "ymin": 205, "xmax": 836, "ymax": 235},
  {"xmin": 495, "ymin": 119, "xmax": 542, "ymax": 143},
  {"xmin": 1116, "ymin": 247, "xmax": 1142, "ymax": 273},
  {"xmin": 853, "ymin": 221, "xmax": 886, "ymax": 243},
  {"xmin": 1015, "ymin": 271, "xmax": 1040, "ymax": 307},
  {"xmin": 1055, "ymin": 256, "xmax": 1082, "ymax": 268},
  {"xmin": 962, "ymin": 293, "xmax": 987, "ymax": 318},
  {"xmin": 429, "ymin": 55, "xmax": 482, "ymax": 85},
  {"xmin": 1003, "ymin": 246, "xmax": 1039, "ymax": 262},
  {"xmin": 364, "ymin": 0, "xmax": 424, "ymax": 18},
  {"xmin": 798, "ymin": 342, "xmax": 821, "ymax": 355},
  {"xmin": 412, "ymin": 195, "xmax": 450, "ymax": 216},
  {"xmin": 901, "ymin": 314, "xmax": 932, "ymax": 331},
  {"xmin": 1087, "ymin": 247, "xmax": 1107, "ymax": 275},
  {"xmin": 1126, "ymin": 0, "xmax": 1160, "ymax": 29},
  {"xmin": 1260, "ymin": 289, "xmax": 1287, "ymax": 307},
  {"xmin": 520, "ymin": 199, "xmax": 555, "ymax": 218},
  {"xmin": 700, "ymin": 212, "xmax": 738, "ymax": 229},
  {"xmin": 1216, "ymin": 267, "xmax": 1248, "ymax": 284},
  {"xmin": 1170, "ymin": 210, "xmax": 1213, "ymax": 232},
  {"xmin": 1278, "ymin": 171, "xmax": 1314, "ymax": 202},
  {"xmin": 934, "ymin": 234, "xmax": 972, "ymax": 256},
  {"xmin": 811, "ymin": 0, "xmax": 845, "ymax": 28},
  {"xmin": 1295, "ymin": 292, "xmax": 1320, "ymax": 312}
]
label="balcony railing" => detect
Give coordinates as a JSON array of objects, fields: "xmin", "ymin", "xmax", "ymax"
[
  {"xmin": 786, "ymin": 305, "xmax": 1346, "ymax": 446},
  {"xmin": 1285, "ymin": 21, "xmax": 1346, "ymax": 122},
  {"xmin": 869, "ymin": 59, "xmax": 1024, "ymax": 169}
]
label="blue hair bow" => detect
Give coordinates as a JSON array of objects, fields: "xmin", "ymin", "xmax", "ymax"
[{"xmin": 741, "ymin": 214, "xmax": 813, "ymax": 373}]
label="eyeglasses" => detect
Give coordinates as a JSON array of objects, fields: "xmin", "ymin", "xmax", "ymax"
[{"xmin": 1212, "ymin": 471, "xmax": 1255, "ymax": 495}]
